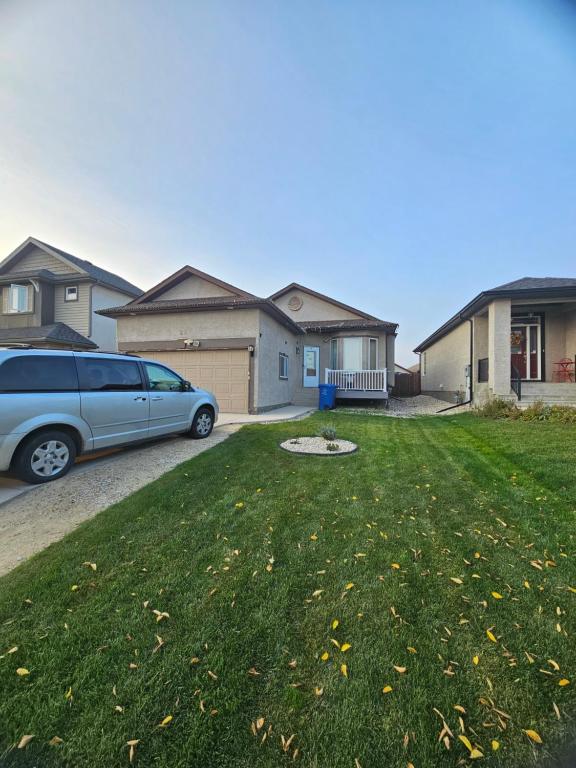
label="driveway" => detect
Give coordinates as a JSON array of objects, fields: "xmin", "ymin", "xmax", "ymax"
[{"xmin": 0, "ymin": 405, "xmax": 313, "ymax": 577}]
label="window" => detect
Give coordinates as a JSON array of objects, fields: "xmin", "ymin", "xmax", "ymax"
[
  {"xmin": 6, "ymin": 284, "xmax": 31, "ymax": 314},
  {"xmin": 65, "ymin": 286, "xmax": 78, "ymax": 302},
  {"xmin": 0, "ymin": 355, "xmax": 78, "ymax": 392},
  {"xmin": 330, "ymin": 339, "xmax": 338, "ymax": 369},
  {"xmin": 342, "ymin": 337, "xmax": 363, "ymax": 370},
  {"xmin": 279, "ymin": 352, "xmax": 289, "ymax": 379},
  {"xmin": 77, "ymin": 358, "xmax": 143, "ymax": 391},
  {"xmin": 144, "ymin": 362, "xmax": 184, "ymax": 392},
  {"xmin": 369, "ymin": 338, "xmax": 378, "ymax": 370}
]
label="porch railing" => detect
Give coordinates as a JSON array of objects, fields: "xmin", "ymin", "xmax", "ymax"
[
  {"xmin": 511, "ymin": 365, "xmax": 522, "ymax": 401},
  {"xmin": 325, "ymin": 368, "xmax": 388, "ymax": 392}
]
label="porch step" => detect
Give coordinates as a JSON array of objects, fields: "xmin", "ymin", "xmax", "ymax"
[{"xmin": 519, "ymin": 382, "xmax": 576, "ymax": 407}]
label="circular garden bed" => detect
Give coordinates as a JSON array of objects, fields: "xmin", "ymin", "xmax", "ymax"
[{"xmin": 280, "ymin": 437, "xmax": 357, "ymax": 456}]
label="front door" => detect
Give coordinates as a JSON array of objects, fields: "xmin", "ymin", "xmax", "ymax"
[
  {"xmin": 511, "ymin": 323, "xmax": 540, "ymax": 380},
  {"xmin": 303, "ymin": 346, "xmax": 320, "ymax": 387}
]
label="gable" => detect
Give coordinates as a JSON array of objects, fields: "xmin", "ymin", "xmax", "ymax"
[
  {"xmin": 1, "ymin": 246, "xmax": 80, "ymax": 277},
  {"xmin": 272, "ymin": 289, "xmax": 364, "ymax": 322},
  {"xmin": 154, "ymin": 274, "xmax": 237, "ymax": 301}
]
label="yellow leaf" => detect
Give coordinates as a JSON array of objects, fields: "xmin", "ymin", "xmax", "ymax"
[
  {"xmin": 7, "ymin": 646, "xmax": 18, "ymax": 654},
  {"xmin": 391, "ymin": 563, "xmax": 401, "ymax": 570},
  {"xmin": 321, "ymin": 651, "xmax": 329, "ymax": 661},
  {"xmin": 523, "ymin": 729, "xmax": 543, "ymax": 744},
  {"xmin": 492, "ymin": 740, "xmax": 500, "ymax": 751},
  {"xmin": 330, "ymin": 638, "xmax": 341, "ymax": 648},
  {"xmin": 235, "ymin": 502, "xmax": 244, "ymax": 509},
  {"xmin": 49, "ymin": 736, "xmax": 63, "ymax": 746},
  {"xmin": 524, "ymin": 581, "xmax": 531, "ymax": 589},
  {"xmin": 70, "ymin": 585, "xmax": 79, "ymax": 592},
  {"xmin": 64, "ymin": 686, "xmax": 73, "ymax": 701},
  {"xmin": 331, "ymin": 619, "xmax": 339, "ymax": 630},
  {"xmin": 454, "ymin": 705, "xmax": 466, "ymax": 714},
  {"xmin": 473, "ymin": 655, "xmax": 480, "ymax": 665},
  {"xmin": 340, "ymin": 663, "xmax": 348, "ymax": 678},
  {"xmin": 340, "ymin": 643, "xmax": 352, "ymax": 653},
  {"xmin": 486, "ymin": 629, "xmax": 497, "ymax": 643},
  {"xmin": 450, "ymin": 577, "xmax": 463, "ymax": 585},
  {"xmin": 548, "ymin": 659, "xmax": 560, "ymax": 671},
  {"xmin": 314, "ymin": 686, "xmax": 323, "ymax": 696},
  {"xmin": 458, "ymin": 735, "xmax": 473, "ymax": 751},
  {"xmin": 17, "ymin": 734, "xmax": 34, "ymax": 749},
  {"xmin": 382, "ymin": 685, "xmax": 393, "ymax": 694},
  {"xmin": 159, "ymin": 715, "xmax": 173, "ymax": 727},
  {"xmin": 393, "ymin": 665, "xmax": 407, "ymax": 673},
  {"xmin": 345, "ymin": 582, "xmax": 354, "ymax": 590},
  {"xmin": 470, "ymin": 748, "xmax": 484, "ymax": 759},
  {"xmin": 407, "ymin": 646, "xmax": 417, "ymax": 654},
  {"xmin": 559, "ymin": 679, "xmax": 570, "ymax": 687},
  {"xmin": 568, "ymin": 586, "xmax": 576, "ymax": 594},
  {"xmin": 255, "ymin": 717, "xmax": 265, "ymax": 730},
  {"xmin": 491, "ymin": 592, "xmax": 503, "ymax": 599},
  {"xmin": 16, "ymin": 667, "xmax": 30, "ymax": 676}
]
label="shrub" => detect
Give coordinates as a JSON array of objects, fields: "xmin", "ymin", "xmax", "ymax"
[
  {"xmin": 325, "ymin": 442, "xmax": 340, "ymax": 452},
  {"xmin": 475, "ymin": 398, "xmax": 518, "ymax": 420},
  {"xmin": 475, "ymin": 398, "xmax": 576, "ymax": 423},
  {"xmin": 318, "ymin": 425, "xmax": 337, "ymax": 441}
]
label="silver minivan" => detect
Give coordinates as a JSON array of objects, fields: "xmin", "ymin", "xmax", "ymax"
[{"xmin": 0, "ymin": 348, "xmax": 219, "ymax": 484}]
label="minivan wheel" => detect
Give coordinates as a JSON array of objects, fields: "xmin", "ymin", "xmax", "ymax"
[
  {"xmin": 190, "ymin": 407, "xmax": 214, "ymax": 439},
  {"xmin": 13, "ymin": 430, "xmax": 77, "ymax": 484}
]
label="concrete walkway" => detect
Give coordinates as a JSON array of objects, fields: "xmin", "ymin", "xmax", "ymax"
[{"xmin": 218, "ymin": 405, "xmax": 313, "ymax": 425}]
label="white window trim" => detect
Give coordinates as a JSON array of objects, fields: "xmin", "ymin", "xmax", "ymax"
[
  {"xmin": 279, "ymin": 352, "xmax": 289, "ymax": 380},
  {"xmin": 368, "ymin": 337, "xmax": 378, "ymax": 370},
  {"xmin": 65, "ymin": 285, "xmax": 79, "ymax": 302}
]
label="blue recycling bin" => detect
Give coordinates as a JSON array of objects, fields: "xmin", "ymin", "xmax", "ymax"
[{"xmin": 318, "ymin": 383, "xmax": 337, "ymax": 410}]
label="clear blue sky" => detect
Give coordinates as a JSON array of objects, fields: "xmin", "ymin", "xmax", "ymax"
[{"xmin": 1, "ymin": 0, "xmax": 575, "ymax": 363}]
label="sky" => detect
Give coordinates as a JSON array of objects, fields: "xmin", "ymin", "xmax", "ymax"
[{"xmin": 1, "ymin": 0, "xmax": 575, "ymax": 364}]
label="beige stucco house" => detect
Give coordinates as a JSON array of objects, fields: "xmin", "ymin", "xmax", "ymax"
[
  {"xmin": 99, "ymin": 267, "xmax": 398, "ymax": 413},
  {"xmin": 0, "ymin": 237, "xmax": 142, "ymax": 351},
  {"xmin": 414, "ymin": 277, "xmax": 576, "ymax": 407}
]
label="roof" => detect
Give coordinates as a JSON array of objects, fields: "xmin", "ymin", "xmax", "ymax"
[
  {"xmin": 97, "ymin": 296, "xmax": 304, "ymax": 334},
  {"xmin": 297, "ymin": 318, "xmax": 397, "ymax": 333},
  {"xmin": 131, "ymin": 264, "xmax": 255, "ymax": 305},
  {"xmin": 0, "ymin": 323, "xmax": 97, "ymax": 348},
  {"xmin": 414, "ymin": 276, "xmax": 576, "ymax": 353},
  {"xmin": 269, "ymin": 282, "xmax": 396, "ymax": 325},
  {"xmin": 0, "ymin": 238, "xmax": 143, "ymax": 297}
]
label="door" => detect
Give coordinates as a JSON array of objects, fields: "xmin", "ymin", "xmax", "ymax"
[
  {"xmin": 511, "ymin": 324, "xmax": 540, "ymax": 380},
  {"xmin": 76, "ymin": 357, "xmax": 149, "ymax": 449},
  {"xmin": 143, "ymin": 362, "xmax": 193, "ymax": 437},
  {"xmin": 145, "ymin": 349, "xmax": 250, "ymax": 413},
  {"xmin": 303, "ymin": 346, "xmax": 320, "ymax": 387}
]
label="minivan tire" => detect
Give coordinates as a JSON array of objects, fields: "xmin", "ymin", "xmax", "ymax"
[
  {"xmin": 13, "ymin": 430, "xmax": 77, "ymax": 484},
  {"xmin": 190, "ymin": 407, "xmax": 214, "ymax": 439}
]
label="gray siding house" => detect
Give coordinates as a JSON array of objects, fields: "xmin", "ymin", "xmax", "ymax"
[
  {"xmin": 100, "ymin": 267, "xmax": 398, "ymax": 413},
  {"xmin": 0, "ymin": 237, "xmax": 142, "ymax": 351}
]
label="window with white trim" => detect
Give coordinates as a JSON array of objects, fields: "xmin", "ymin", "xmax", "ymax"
[
  {"xmin": 330, "ymin": 338, "xmax": 338, "ymax": 369},
  {"xmin": 368, "ymin": 338, "xmax": 378, "ymax": 370},
  {"xmin": 65, "ymin": 285, "xmax": 79, "ymax": 302},
  {"xmin": 279, "ymin": 352, "xmax": 289, "ymax": 380},
  {"xmin": 7, "ymin": 284, "xmax": 31, "ymax": 314}
]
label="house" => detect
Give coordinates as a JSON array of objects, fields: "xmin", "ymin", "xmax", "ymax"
[
  {"xmin": 99, "ymin": 267, "xmax": 398, "ymax": 413},
  {"xmin": 0, "ymin": 237, "xmax": 143, "ymax": 351},
  {"xmin": 414, "ymin": 277, "xmax": 576, "ymax": 406}
]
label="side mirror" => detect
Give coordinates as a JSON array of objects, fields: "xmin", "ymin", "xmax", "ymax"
[{"xmin": 182, "ymin": 380, "xmax": 192, "ymax": 391}]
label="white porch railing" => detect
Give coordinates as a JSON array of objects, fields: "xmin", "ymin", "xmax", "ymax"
[{"xmin": 325, "ymin": 368, "xmax": 388, "ymax": 392}]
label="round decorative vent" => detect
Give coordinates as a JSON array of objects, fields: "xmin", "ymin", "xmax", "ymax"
[{"xmin": 287, "ymin": 295, "xmax": 303, "ymax": 311}]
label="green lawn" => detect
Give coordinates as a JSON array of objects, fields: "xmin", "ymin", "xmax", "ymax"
[{"xmin": 1, "ymin": 412, "xmax": 576, "ymax": 768}]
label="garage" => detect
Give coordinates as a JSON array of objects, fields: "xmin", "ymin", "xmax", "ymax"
[{"xmin": 144, "ymin": 349, "xmax": 250, "ymax": 413}]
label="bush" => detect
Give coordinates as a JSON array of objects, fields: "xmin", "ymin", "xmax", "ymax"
[
  {"xmin": 325, "ymin": 442, "xmax": 340, "ymax": 452},
  {"xmin": 475, "ymin": 398, "xmax": 576, "ymax": 423},
  {"xmin": 318, "ymin": 425, "xmax": 337, "ymax": 441}
]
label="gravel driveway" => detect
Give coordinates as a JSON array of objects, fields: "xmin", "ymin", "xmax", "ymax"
[{"xmin": 0, "ymin": 425, "xmax": 238, "ymax": 577}]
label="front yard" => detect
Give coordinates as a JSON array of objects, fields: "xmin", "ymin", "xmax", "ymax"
[{"xmin": 1, "ymin": 413, "xmax": 575, "ymax": 767}]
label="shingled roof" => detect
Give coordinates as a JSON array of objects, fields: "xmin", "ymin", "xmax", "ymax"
[{"xmin": 0, "ymin": 323, "xmax": 97, "ymax": 348}]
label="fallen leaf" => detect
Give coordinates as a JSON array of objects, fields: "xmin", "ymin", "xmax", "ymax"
[
  {"xmin": 523, "ymin": 729, "xmax": 543, "ymax": 744},
  {"xmin": 321, "ymin": 652, "xmax": 329, "ymax": 662},
  {"xmin": 450, "ymin": 577, "xmax": 463, "ymax": 585},
  {"xmin": 473, "ymin": 655, "xmax": 480, "ymax": 665},
  {"xmin": 394, "ymin": 665, "xmax": 407, "ymax": 674},
  {"xmin": 486, "ymin": 629, "xmax": 497, "ymax": 643},
  {"xmin": 559, "ymin": 679, "xmax": 570, "ymax": 687},
  {"xmin": 345, "ymin": 582, "xmax": 354, "ymax": 590},
  {"xmin": 16, "ymin": 667, "xmax": 30, "ymax": 677},
  {"xmin": 340, "ymin": 643, "xmax": 352, "ymax": 653},
  {"xmin": 340, "ymin": 663, "xmax": 348, "ymax": 678},
  {"xmin": 382, "ymin": 685, "xmax": 393, "ymax": 694},
  {"xmin": 492, "ymin": 740, "xmax": 500, "ymax": 751},
  {"xmin": 49, "ymin": 736, "xmax": 63, "ymax": 746},
  {"xmin": 17, "ymin": 735, "xmax": 34, "ymax": 749},
  {"xmin": 491, "ymin": 592, "xmax": 503, "ymax": 599},
  {"xmin": 331, "ymin": 619, "xmax": 339, "ymax": 630},
  {"xmin": 159, "ymin": 715, "xmax": 173, "ymax": 727}
]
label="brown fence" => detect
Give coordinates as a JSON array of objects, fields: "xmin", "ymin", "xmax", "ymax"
[{"xmin": 393, "ymin": 371, "xmax": 420, "ymax": 397}]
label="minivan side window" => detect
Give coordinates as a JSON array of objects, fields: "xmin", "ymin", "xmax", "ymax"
[
  {"xmin": 144, "ymin": 363, "xmax": 184, "ymax": 392},
  {"xmin": 0, "ymin": 355, "xmax": 78, "ymax": 392},
  {"xmin": 76, "ymin": 358, "xmax": 143, "ymax": 392}
]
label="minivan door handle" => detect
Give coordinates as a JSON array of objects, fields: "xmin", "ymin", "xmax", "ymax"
[
  {"xmin": 134, "ymin": 395, "xmax": 147, "ymax": 401},
  {"xmin": 151, "ymin": 396, "xmax": 164, "ymax": 401}
]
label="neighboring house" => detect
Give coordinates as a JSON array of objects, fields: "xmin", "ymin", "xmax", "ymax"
[
  {"xmin": 0, "ymin": 238, "xmax": 143, "ymax": 351},
  {"xmin": 99, "ymin": 267, "xmax": 398, "ymax": 413},
  {"xmin": 414, "ymin": 277, "xmax": 576, "ymax": 406}
]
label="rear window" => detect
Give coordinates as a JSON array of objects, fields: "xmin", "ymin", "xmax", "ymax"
[
  {"xmin": 76, "ymin": 358, "xmax": 143, "ymax": 392},
  {"xmin": 0, "ymin": 355, "xmax": 78, "ymax": 393}
]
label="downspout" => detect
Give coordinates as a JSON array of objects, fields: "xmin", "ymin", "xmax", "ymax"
[{"xmin": 435, "ymin": 315, "xmax": 473, "ymax": 413}]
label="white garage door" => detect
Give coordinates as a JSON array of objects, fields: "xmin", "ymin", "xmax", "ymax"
[{"xmin": 145, "ymin": 349, "xmax": 250, "ymax": 413}]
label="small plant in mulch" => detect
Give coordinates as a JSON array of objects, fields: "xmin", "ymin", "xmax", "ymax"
[
  {"xmin": 318, "ymin": 425, "xmax": 337, "ymax": 441},
  {"xmin": 290, "ymin": 439, "xmax": 301, "ymax": 444},
  {"xmin": 325, "ymin": 442, "xmax": 340, "ymax": 452}
]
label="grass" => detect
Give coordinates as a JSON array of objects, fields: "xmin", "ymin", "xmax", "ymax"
[{"xmin": 1, "ymin": 412, "xmax": 576, "ymax": 767}]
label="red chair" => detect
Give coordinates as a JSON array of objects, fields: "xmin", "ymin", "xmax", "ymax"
[{"xmin": 553, "ymin": 358, "xmax": 575, "ymax": 382}]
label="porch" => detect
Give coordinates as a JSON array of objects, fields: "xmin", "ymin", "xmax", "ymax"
[{"xmin": 325, "ymin": 368, "xmax": 389, "ymax": 400}]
